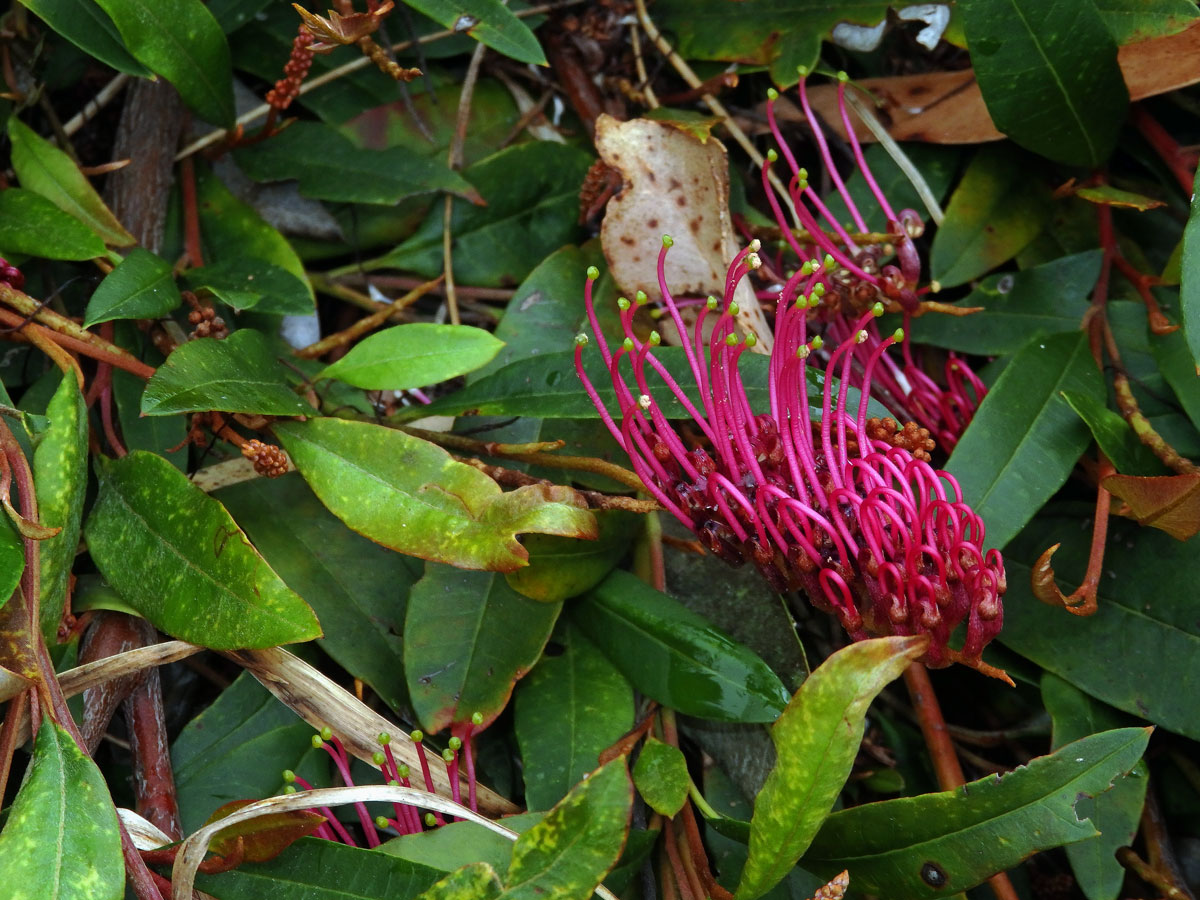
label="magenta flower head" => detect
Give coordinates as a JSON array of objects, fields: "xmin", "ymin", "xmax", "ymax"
[
  {"xmin": 575, "ymin": 240, "xmax": 1005, "ymax": 672},
  {"xmin": 757, "ymin": 69, "xmax": 984, "ymax": 450}
]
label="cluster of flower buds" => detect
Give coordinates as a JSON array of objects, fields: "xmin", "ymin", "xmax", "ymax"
[
  {"xmin": 282, "ymin": 715, "xmax": 483, "ymax": 847},
  {"xmin": 241, "ymin": 439, "xmax": 289, "ymax": 478},
  {"xmin": 0, "ymin": 257, "xmax": 24, "ymax": 291},
  {"xmin": 266, "ymin": 24, "xmax": 315, "ymax": 111},
  {"xmin": 575, "ymin": 240, "xmax": 1005, "ymax": 669},
  {"xmin": 758, "ymin": 69, "xmax": 985, "ymax": 450}
]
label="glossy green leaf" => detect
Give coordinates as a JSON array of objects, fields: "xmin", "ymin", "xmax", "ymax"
[
  {"xmin": 947, "ymin": 331, "xmax": 1103, "ymax": 550},
  {"xmin": 962, "ymin": 0, "xmax": 1128, "ymax": 166},
  {"xmin": 1001, "ymin": 513, "xmax": 1200, "ymax": 740},
  {"xmin": 0, "ymin": 515, "xmax": 20, "ymax": 608},
  {"xmin": 572, "ymin": 570, "xmax": 790, "ymax": 723},
  {"xmin": 195, "ymin": 165, "xmax": 314, "ymax": 313},
  {"xmin": 173, "ymin": 672, "xmax": 324, "ymax": 833},
  {"xmin": 0, "ymin": 189, "xmax": 106, "ymax": 261},
  {"xmin": 737, "ymin": 636, "xmax": 928, "ymax": 900},
  {"xmin": 94, "ymin": 0, "xmax": 234, "ymax": 126},
  {"xmin": 197, "ymin": 837, "xmax": 448, "ymax": 900},
  {"xmin": 515, "ymin": 624, "xmax": 635, "ymax": 811},
  {"xmin": 506, "ymin": 510, "xmax": 638, "ymax": 603},
  {"xmin": 234, "ymin": 121, "xmax": 478, "ymax": 204},
  {"xmin": 910, "ymin": 250, "xmax": 1101, "ymax": 355},
  {"xmin": 184, "ymin": 258, "xmax": 312, "ymax": 314},
  {"xmin": 7, "ymin": 118, "xmax": 135, "ymax": 247},
  {"xmin": 111, "ymin": 338, "xmax": 187, "ymax": 469},
  {"xmin": 368, "ymin": 143, "xmax": 593, "ymax": 287},
  {"xmin": 20, "ymin": 0, "xmax": 150, "ymax": 74},
  {"xmin": 215, "ymin": 474, "xmax": 417, "ymax": 711},
  {"xmin": 930, "ymin": 146, "xmax": 1051, "ymax": 287},
  {"xmin": 418, "ymin": 862, "xmax": 504, "ymax": 900},
  {"xmin": 141, "ymin": 329, "xmax": 313, "ymax": 417},
  {"xmin": 405, "ymin": 564, "xmax": 561, "ymax": 733},
  {"xmin": 0, "ymin": 721, "xmax": 123, "ymax": 900},
  {"xmin": 1181, "ymin": 164, "xmax": 1200, "ymax": 368},
  {"xmin": 1152, "ymin": 324, "xmax": 1200, "ymax": 432},
  {"xmin": 404, "ymin": 0, "xmax": 546, "ymax": 65},
  {"xmin": 84, "ymin": 451, "xmax": 322, "ymax": 649},
  {"xmin": 207, "ymin": 0, "xmax": 275, "ymax": 33},
  {"xmin": 633, "ymin": 737, "xmax": 690, "ymax": 818},
  {"xmin": 32, "ymin": 375, "xmax": 88, "ymax": 641},
  {"xmin": 84, "ymin": 248, "xmax": 181, "ymax": 327},
  {"xmin": 803, "ymin": 727, "xmax": 1150, "ymax": 898},
  {"xmin": 1042, "ymin": 674, "xmax": 1148, "ymax": 900},
  {"xmin": 321, "ymin": 324, "xmax": 504, "ymax": 390},
  {"xmin": 1060, "ymin": 390, "xmax": 1163, "ymax": 476},
  {"xmin": 275, "ymin": 417, "xmax": 597, "ymax": 572},
  {"xmin": 1094, "ymin": 0, "xmax": 1198, "ymax": 44},
  {"xmin": 384, "ymin": 814, "xmax": 543, "ymax": 876},
  {"xmin": 500, "ymin": 758, "xmax": 633, "ymax": 900}
]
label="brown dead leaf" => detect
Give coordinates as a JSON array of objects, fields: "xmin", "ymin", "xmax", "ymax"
[
  {"xmin": 594, "ymin": 114, "xmax": 771, "ymax": 351},
  {"xmin": 1103, "ymin": 473, "xmax": 1200, "ymax": 540},
  {"xmin": 760, "ymin": 19, "xmax": 1200, "ymax": 146}
]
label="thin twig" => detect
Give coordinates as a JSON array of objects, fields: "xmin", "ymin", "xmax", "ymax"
[
  {"xmin": 444, "ymin": 40, "xmax": 488, "ymax": 326},
  {"xmin": 61, "ymin": 73, "xmax": 131, "ymax": 137},
  {"xmin": 296, "ymin": 276, "xmax": 442, "ymax": 358}
]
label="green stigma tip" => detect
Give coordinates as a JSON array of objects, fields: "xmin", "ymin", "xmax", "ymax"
[
  {"xmin": 635, "ymin": 290, "xmax": 648, "ymax": 305},
  {"xmin": 471, "ymin": 712, "xmax": 484, "ymax": 726},
  {"xmin": 767, "ymin": 87, "xmax": 779, "ymax": 100},
  {"xmin": 813, "ymin": 282, "xmax": 826, "ymax": 297},
  {"xmin": 728, "ymin": 301, "xmax": 740, "ymax": 316},
  {"xmin": 797, "ymin": 179, "xmax": 809, "ymax": 191},
  {"xmin": 649, "ymin": 331, "xmax": 662, "ymax": 346},
  {"xmin": 622, "ymin": 337, "xmax": 635, "ymax": 352},
  {"xmin": 855, "ymin": 329, "xmax": 868, "ymax": 344},
  {"xmin": 797, "ymin": 64, "xmax": 809, "ymax": 76},
  {"xmin": 662, "ymin": 234, "xmax": 674, "ymax": 248},
  {"xmin": 797, "ymin": 345, "xmax": 810, "ymax": 359},
  {"xmin": 823, "ymin": 254, "xmax": 835, "ymax": 269},
  {"xmin": 837, "ymin": 70, "xmax": 849, "ymax": 83},
  {"xmin": 811, "ymin": 335, "xmax": 825, "ymax": 350},
  {"xmin": 410, "ymin": 730, "xmax": 424, "ymax": 742},
  {"xmin": 387, "ymin": 779, "xmax": 399, "ymax": 787},
  {"xmin": 376, "ymin": 816, "xmax": 390, "ymax": 829},
  {"xmin": 320, "ymin": 727, "xmax": 333, "ymax": 741},
  {"xmin": 373, "ymin": 751, "xmax": 386, "ymax": 765},
  {"xmin": 798, "ymin": 167, "xmax": 809, "ymax": 181},
  {"xmin": 725, "ymin": 334, "xmax": 738, "ymax": 347},
  {"xmin": 706, "ymin": 296, "xmax": 719, "ymax": 310},
  {"xmin": 745, "ymin": 333, "xmax": 757, "ymax": 347},
  {"xmin": 808, "ymin": 294, "xmax": 820, "ymax": 308},
  {"xmin": 448, "ymin": 736, "xmax": 462, "ymax": 751},
  {"xmin": 398, "ymin": 764, "xmax": 410, "ymax": 778},
  {"xmin": 872, "ymin": 301, "xmax": 884, "ymax": 317},
  {"xmin": 425, "ymin": 813, "xmax": 437, "ymax": 827},
  {"xmin": 893, "ymin": 327, "xmax": 905, "ymax": 342},
  {"xmin": 617, "ymin": 296, "xmax": 630, "ymax": 311},
  {"xmin": 378, "ymin": 732, "xmax": 391, "ymax": 746},
  {"xmin": 442, "ymin": 748, "xmax": 455, "ymax": 762},
  {"xmin": 800, "ymin": 261, "xmax": 813, "ymax": 275},
  {"xmin": 311, "ymin": 735, "xmax": 324, "ymax": 749},
  {"xmin": 282, "ymin": 770, "xmax": 296, "ymax": 783},
  {"xmin": 283, "ymin": 784, "xmax": 297, "ymax": 794},
  {"xmin": 575, "ymin": 333, "xmax": 589, "ymax": 346},
  {"xmin": 767, "ymin": 148, "xmax": 778, "ymax": 163},
  {"xmin": 586, "ymin": 265, "xmax": 599, "ymax": 280}
]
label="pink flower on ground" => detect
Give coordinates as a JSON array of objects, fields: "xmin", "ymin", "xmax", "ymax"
[
  {"xmin": 758, "ymin": 69, "xmax": 984, "ymax": 450},
  {"xmin": 574, "ymin": 239, "xmax": 1005, "ymax": 671}
]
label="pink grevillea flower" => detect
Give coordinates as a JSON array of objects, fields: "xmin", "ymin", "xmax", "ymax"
[
  {"xmin": 282, "ymin": 718, "xmax": 481, "ymax": 846},
  {"xmin": 574, "ymin": 240, "xmax": 1005, "ymax": 670},
  {"xmin": 758, "ymin": 69, "xmax": 984, "ymax": 450}
]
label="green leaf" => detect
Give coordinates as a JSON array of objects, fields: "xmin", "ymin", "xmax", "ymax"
[
  {"xmin": 1094, "ymin": 0, "xmax": 1199, "ymax": 44},
  {"xmin": 197, "ymin": 837, "xmax": 448, "ymax": 900},
  {"xmin": 572, "ymin": 570, "xmax": 790, "ymax": 724},
  {"xmin": 1001, "ymin": 513, "xmax": 1200, "ymax": 740},
  {"xmin": 275, "ymin": 417, "xmax": 597, "ymax": 572},
  {"xmin": 1074, "ymin": 184, "xmax": 1166, "ymax": 211},
  {"xmin": 500, "ymin": 758, "xmax": 633, "ymax": 900},
  {"xmin": 195, "ymin": 165, "xmax": 314, "ymax": 313},
  {"xmin": 84, "ymin": 249, "xmax": 181, "ymax": 327},
  {"xmin": 405, "ymin": 564, "xmax": 561, "ymax": 733},
  {"xmin": 633, "ymin": 737, "xmax": 690, "ymax": 818},
  {"xmin": 20, "ymin": 0, "xmax": 151, "ymax": 74},
  {"xmin": 234, "ymin": 121, "xmax": 478, "ymax": 204},
  {"xmin": 515, "ymin": 624, "xmax": 635, "ymax": 811},
  {"xmin": 803, "ymin": 727, "xmax": 1151, "ymax": 898},
  {"xmin": 7, "ymin": 118, "xmax": 135, "ymax": 247},
  {"xmin": 385, "ymin": 814, "xmax": 544, "ymax": 876},
  {"xmin": 321, "ymin": 324, "xmax": 504, "ymax": 391},
  {"xmin": 962, "ymin": 0, "xmax": 1128, "ymax": 167},
  {"xmin": 1180, "ymin": 164, "xmax": 1200, "ymax": 369},
  {"xmin": 0, "ymin": 189, "xmax": 106, "ymax": 261},
  {"xmin": 418, "ymin": 862, "xmax": 504, "ymax": 900},
  {"xmin": 368, "ymin": 143, "xmax": 593, "ymax": 287},
  {"xmin": 930, "ymin": 146, "xmax": 1052, "ymax": 287},
  {"xmin": 403, "ymin": 0, "xmax": 547, "ymax": 65},
  {"xmin": 1060, "ymin": 389, "xmax": 1163, "ymax": 476},
  {"xmin": 33, "ymin": 375, "xmax": 88, "ymax": 641},
  {"xmin": 84, "ymin": 451, "xmax": 322, "ymax": 649},
  {"xmin": 1152, "ymin": 324, "xmax": 1200, "ymax": 433},
  {"xmin": 947, "ymin": 331, "xmax": 1103, "ymax": 550},
  {"xmin": 910, "ymin": 250, "xmax": 1101, "ymax": 355},
  {"xmin": 183, "ymin": 258, "xmax": 313, "ymax": 315},
  {"xmin": 0, "ymin": 721, "xmax": 123, "ymax": 900},
  {"xmin": 173, "ymin": 672, "xmax": 323, "ymax": 833},
  {"xmin": 141, "ymin": 329, "xmax": 314, "ymax": 417},
  {"xmin": 0, "ymin": 514, "xmax": 20, "ymax": 608},
  {"xmin": 506, "ymin": 510, "xmax": 638, "ymax": 603},
  {"xmin": 737, "ymin": 636, "xmax": 928, "ymax": 900},
  {"xmin": 93, "ymin": 0, "xmax": 234, "ymax": 126},
  {"xmin": 1041, "ymin": 674, "xmax": 1148, "ymax": 900},
  {"xmin": 215, "ymin": 474, "xmax": 417, "ymax": 711}
]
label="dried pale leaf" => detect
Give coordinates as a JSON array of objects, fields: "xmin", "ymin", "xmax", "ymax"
[
  {"xmin": 765, "ymin": 19, "xmax": 1200, "ymax": 146},
  {"xmin": 594, "ymin": 114, "xmax": 770, "ymax": 350},
  {"xmin": 0, "ymin": 662, "xmax": 31, "ymax": 703},
  {"xmin": 118, "ymin": 808, "xmax": 174, "ymax": 851},
  {"xmin": 191, "ymin": 456, "xmax": 280, "ymax": 493},
  {"xmin": 1103, "ymin": 472, "xmax": 1200, "ymax": 540},
  {"xmin": 224, "ymin": 646, "xmax": 519, "ymax": 816}
]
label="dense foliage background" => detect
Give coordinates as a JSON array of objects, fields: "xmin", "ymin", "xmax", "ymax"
[{"xmin": 2, "ymin": 1, "xmax": 1200, "ymax": 899}]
